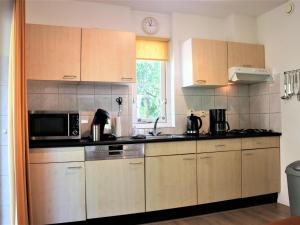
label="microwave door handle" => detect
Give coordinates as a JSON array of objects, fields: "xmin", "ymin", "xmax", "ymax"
[{"xmin": 67, "ymin": 114, "xmax": 70, "ymax": 136}]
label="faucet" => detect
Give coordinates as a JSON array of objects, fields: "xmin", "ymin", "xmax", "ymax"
[{"xmin": 149, "ymin": 117, "xmax": 161, "ymax": 136}]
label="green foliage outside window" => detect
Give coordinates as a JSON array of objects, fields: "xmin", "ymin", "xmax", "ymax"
[{"xmin": 136, "ymin": 60, "xmax": 162, "ymax": 121}]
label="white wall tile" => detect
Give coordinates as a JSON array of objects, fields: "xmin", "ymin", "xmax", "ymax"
[
  {"xmin": 239, "ymin": 97, "xmax": 250, "ymax": 114},
  {"xmin": 269, "ymin": 94, "xmax": 281, "ymax": 113},
  {"xmin": 269, "ymin": 73, "xmax": 280, "ymax": 94},
  {"xmin": 58, "ymin": 84, "xmax": 77, "ymax": 94},
  {"xmin": 227, "ymin": 114, "xmax": 239, "ymax": 129},
  {"xmin": 182, "ymin": 87, "xmax": 214, "ymax": 96},
  {"xmin": 214, "ymin": 86, "xmax": 227, "ymax": 96},
  {"xmin": 0, "ymin": 146, "xmax": 8, "ymax": 176},
  {"xmin": 37, "ymin": 81, "xmax": 59, "ymax": 94},
  {"xmin": 270, "ymin": 113, "xmax": 281, "ymax": 132},
  {"xmin": 112, "ymin": 84, "xmax": 129, "ymax": 95},
  {"xmin": 0, "ymin": 85, "xmax": 8, "ymax": 115},
  {"xmin": 95, "ymin": 84, "xmax": 112, "ymax": 95},
  {"xmin": 94, "ymin": 95, "xmax": 112, "ymax": 112},
  {"xmin": 250, "ymin": 95, "xmax": 269, "ymax": 114},
  {"xmin": 238, "ymin": 85, "xmax": 249, "ymax": 97},
  {"xmin": 239, "ymin": 114, "xmax": 250, "ymax": 129},
  {"xmin": 77, "ymin": 95, "xmax": 94, "ymax": 111},
  {"xmin": 175, "ymin": 95, "xmax": 188, "ymax": 115},
  {"xmin": 227, "ymin": 85, "xmax": 239, "ymax": 96},
  {"xmin": 27, "ymin": 94, "xmax": 41, "ymax": 110},
  {"xmin": 184, "ymin": 96, "xmax": 201, "ymax": 111},
  {"xmin": 250, "ymin": 113, "xmax": 270, "ymax": 129},
  {"xmin": 174, "ymin": 115, "xmax": 187, "ymax": 134},
  {"xmin": 58, "ymin": 94, "xmax": 77, "ymax": 111},
  {"xmin": 39, "ymin": 94, "xmax": 59, "ymax": 110},
  {"xmin": 249, "ymin": 83, "xmax": 270, "ymax": 96},
  {"xmin": 77, "ymin": 83, "xmax": 94, "ymax": 95},
  {"xmin": 111, "ymin": 95, "xmax": 129, "ymax": 116},
  {"xmin": 214, "ymin": 96, "xmax": 227, "ymax": 109},
  {"xmin": 201, "ymin": 96, "xmax": 214, "ymax": 110},
  {"xmin": 227, "ymin": 97, "xmax": 239, "ymax": 114},
  {"xmin": 0, "ymin": 116, "xmax": 8, "ymax": 146}
]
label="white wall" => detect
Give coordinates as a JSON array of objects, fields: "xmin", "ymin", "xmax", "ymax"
[
  {"xmin": 257, "ymin": 1, "xmax": 300, "ymax": 206},
  {"xmin": 0, "ymin": 0, "xmax": 12, "ymax": 224}
]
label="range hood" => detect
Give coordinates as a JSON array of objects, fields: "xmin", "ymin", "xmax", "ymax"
[{"xmin": 229, "ymin": 67, "xmax": 272, "ymax": 84}]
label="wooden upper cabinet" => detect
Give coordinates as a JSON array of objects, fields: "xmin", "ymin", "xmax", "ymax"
[
  {"xmin": 25, "ymin": 24, "xmax": 81, "ymax": 81},
  {"xmin": 228, "ymin": 42, "xmax": 265, "ymax": 69},
  {"xmin": 182, "ymin": 38, "xmax": 228, "ymax": 87},
  {"xmin": 81, "ymin": 28, "xmax": 136, "ymax": 83}
]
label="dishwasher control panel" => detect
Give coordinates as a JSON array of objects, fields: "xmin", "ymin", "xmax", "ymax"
[{"xmin": 85, "ymin": 144, "xmax": 144, "ymax": 160}]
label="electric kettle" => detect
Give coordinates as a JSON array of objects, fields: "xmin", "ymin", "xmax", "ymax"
[{"xmin": 186, "ymin": 113, "xmax": 202, "ymax": 135}]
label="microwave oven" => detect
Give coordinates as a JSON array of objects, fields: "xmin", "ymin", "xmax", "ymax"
[{"xmin": 28, "ymin": 111, "xmax": 81, "ymax": 140}]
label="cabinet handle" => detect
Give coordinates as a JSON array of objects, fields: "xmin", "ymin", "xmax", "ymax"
[
  {"xmin": 255, "ymin": 142, "xmax": 262, "ymax": 145},
  {"xmin": 63, "ymin": 75, "xmax": 77, "ymax": 80},
  {"xmin": 121, "ymin": 77, "xmax": 133, "ymax": 81},
  {"xmin": 129, "ymin": 161, "xmax": 143, "ymax": 165},
  {"xmin": 183, "ymin": 157, "xmax": 195, "ymax": 160},
  {"xmin": 241, "ymin": 65, "xmax": 253, "ymax": 67},
  {"xmin": 199, "ymin": 156, "xmax": 213, "ymax": 159},
  {"xmin": 196, "ymin": 80, "xmax": 207, "ymax": 84},
  {"xmin": 244, "ymin": 152, "xmax": 254, "ymax": 156},
  {"xmin": 215, "ymin": 144, "xmax": 225, "ymax": 148},
  {"xmin": 67, "ymin": 166, "xmax": 83, "ymax": 169}
]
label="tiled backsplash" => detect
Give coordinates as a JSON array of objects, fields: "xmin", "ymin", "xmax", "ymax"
[{"xmin": 27, "ymin": 77, "xmax": 281, "ymax": 137}]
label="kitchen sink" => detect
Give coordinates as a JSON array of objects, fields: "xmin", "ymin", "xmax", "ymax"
[{"xmin": 146, "ymin": 134, "xmax": 187, "ymax": 139}]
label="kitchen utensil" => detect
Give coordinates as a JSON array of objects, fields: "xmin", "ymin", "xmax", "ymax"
[
  {"xmin": 297, "ymin": 71, "xmax": 300, "ymax": 101},
  {"xmin": 186, "ymin": 113, "xmax": 202, "ymax": 135},
  {"xmin": 281, "ymin": 72, "xmax": 289, "ymax": 100},
  {"xmin": 116, "ymin": 97, "xmax": 123, "ymax": 116},
  {"xmin": 287, "ymin": 72, "xmax": 293, "ymax": 97}
]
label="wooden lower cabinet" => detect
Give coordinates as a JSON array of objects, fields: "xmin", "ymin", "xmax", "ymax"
[
  {"xmin": 197, "ymin": 151, "xmax": 241, "ymax": 204},
  {"xmin": 29, "ymin": 162, "xmax": 86, "ymax": 225},
  {"xmin": 242, "ymin": 148, "xmax": 280, "ymax": 198},
  {"xmin": 145, "ymin": 154, "xmax": 197, "ymax": 211},
  {"xmin": 85, "ymin": 158, "xmax": 145, "ymax": 218}
]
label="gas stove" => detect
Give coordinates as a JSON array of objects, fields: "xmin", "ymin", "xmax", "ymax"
[{"xmin": 227, "ymin": 129, "xmax": 274, "ymax": 135}]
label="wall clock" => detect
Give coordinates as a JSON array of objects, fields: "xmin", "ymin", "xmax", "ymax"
[{"xmin": 142, "ymin": 17, "xmax": 159, "ymax": 35}]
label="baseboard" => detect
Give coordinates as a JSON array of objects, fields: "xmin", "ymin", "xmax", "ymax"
[{"xmin": 52, "ymin": 193, "xmax": 278, "ymax": 225}]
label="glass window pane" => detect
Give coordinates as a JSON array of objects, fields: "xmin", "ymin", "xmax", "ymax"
[{"xmin": 136, "ymin": 60, "xmax": 163, "ymax": 121}]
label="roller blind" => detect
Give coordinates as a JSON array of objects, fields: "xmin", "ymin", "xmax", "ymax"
[{"xmin": 136, "ymin": 37, "xmax": 169, "ymax": 61}]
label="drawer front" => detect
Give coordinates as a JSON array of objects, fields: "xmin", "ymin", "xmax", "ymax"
[
  {"xmin": 197, "ymin": 139, "xmax": 241, "ymax": 153},
  {"xmin": 242, "ymin": 137, "xmax": 280, "ymax": 150},
  {"xmin": 145, "ymin": 141, "xmax": 196, "ymax": 156},
  {"xmin": 30, "ymin": 147, "xmax": 85, "ymax": 163}
]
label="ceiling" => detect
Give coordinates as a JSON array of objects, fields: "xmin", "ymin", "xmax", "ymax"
[{"xmin": 80, "ymin": 0, "xmax": 287, "ymax": 18}]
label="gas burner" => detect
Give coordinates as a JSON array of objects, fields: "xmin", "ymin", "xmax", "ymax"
[{"xmin": 227, "ymin": 129, "xmax": 273, "ymax": 135}]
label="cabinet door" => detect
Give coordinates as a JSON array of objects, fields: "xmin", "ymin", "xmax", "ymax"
[
  {"xmin": 197, "ymin": 151, "xmax": 241, "ymax": 204},
  {"xmin": 242, "ymin": 148, "xmax": 280, "ymax": 198},
  {"xmin": 25, "ymin": 24, "xmax": 81, "ymax": 81},
  {"xmin": 146, "ymin": 154, "xmax": 197, "ymax": 211},
  {"xmin": 228, "ymin": 42, "xmax": 265, "ymax": 68},
  {"xmin": 86, "ymin": 158, "xmax": 145, "ymax": 218},
  {"xmin": 30, "ymin": 162, "xmax": 86, "ymax": 225},
  {"xmin": 192, "ymin": 39, "xmax": 228, "ymax": 86},
  {"xmin": 81, "ymin": 28, "xmax": 136, "ymax": 83}
]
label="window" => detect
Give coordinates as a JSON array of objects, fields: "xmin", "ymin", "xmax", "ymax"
[
  {"xmin": 134, "ymin": 37, "xmax": 172, "ymax": 127},
  {"xmin": 136, "ymin": 59, "xmax": 166, "ymax": 123}
]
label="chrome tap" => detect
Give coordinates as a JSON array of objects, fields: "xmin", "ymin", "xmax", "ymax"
[{"xmin": 149, "ymin": 117, "xmax": 161, "ymax": 136}]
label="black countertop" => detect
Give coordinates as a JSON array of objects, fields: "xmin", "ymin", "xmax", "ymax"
[{"xmin": 29, "ymin": 132, "xmax": 281, "ymax": 148}]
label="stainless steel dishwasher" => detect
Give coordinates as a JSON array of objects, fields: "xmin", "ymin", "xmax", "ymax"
[{"xmin": 85, "ymin": 144, "xmax": 145, "ymax": 219}]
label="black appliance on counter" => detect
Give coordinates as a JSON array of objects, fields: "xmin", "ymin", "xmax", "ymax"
[
  {"xmin": 186, "ymin": 113, "xmax": 202, "ymax": 135},
  {"xmin": 28, "ymin": 111, "xmax": 80, "ymax": 140},
  {"xmin": 91, "ymin": 108, "xmax": 116, "ymax": 141},
  {"xmin": 209, "ymin": 109, "xmax": 230, "ymax": 135}
]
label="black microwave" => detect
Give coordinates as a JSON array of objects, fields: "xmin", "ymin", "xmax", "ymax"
[{"xmin": 28, "ymin": 111, "xmax": 80, "ymax": 140}]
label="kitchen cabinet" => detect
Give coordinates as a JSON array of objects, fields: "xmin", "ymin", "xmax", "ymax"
[
  {"xmin": 29, "ymin": 147, "xmax": 86, "ymax": 225},
  {"xmin": 145, "ymin": 154, "xmax": 197, "ymax": 211},
  {"xmin": 25, "ymin": 24, "xmax": 81, "ymax": 81},
  {"xmin": 242, "ymin": 148, "xmax": 280, "ymax": 198},
  {"xmin": 85, "ymin": 158, "xmax": 145, "ymax": 218},
  {"xmin": 81, "ymin": 28, "xmax": 136, "ymax": 83},
  {"xmin": 228, "ymin": 42, "xmax": 265, "ymax": 69},
  {"xmin": 197, "ymin": 139, "xmax": 241, "ymax": 153},
  {"xmin": 145, "ymin": 141, "xmax": 196, "ymax": 156},
  {"xmin": 197, "ymin": 151, "xmax": 241, "ymax": 204},
  {"xmin": 182, "ymin": 38, "xmax": 228, "ymax": 87},
  {"xmin": 30, "ymin": 162, "xmax": 86, "ymax": 225}
]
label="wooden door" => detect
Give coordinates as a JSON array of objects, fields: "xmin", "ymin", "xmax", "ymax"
[
  {"xmin": 81, "ymin": 28, "xmax": 136, "ymax": 83},
  {"xmin": 146, "ymin": 154, "xmax": 197, "ymax": 211},
  {"xmin": 85, "ymin": 158, "xmax": 145, "ymax": 218},
  {"xmin": 29, "ymin": 162, "xmax": 86, "ymax": 225},
  {"xmin": 25, "ymin": 24, "xmax": 81, "ymax": 81},
  {"xmin": 228, "ymin": 42, "xmax": 265, "ymax": 68},
  {"xmin": 197, "ymin": 151, "xmax": 241, "ymax": 204},
  {"xmin": 192, "ymin": 39, "xmax": 228, "ymax": 86},
  {"xmin": 242, "ymin": 148, "xmax": 280, "ymax": 197}
]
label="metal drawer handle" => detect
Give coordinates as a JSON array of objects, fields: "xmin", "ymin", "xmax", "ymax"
[
  {"xmin": 215, "ymin": 144, "xmax": 225, "ymax": 148},
  {"xmin": 121, "ymin": 77, "xmax": 133, "ymax": 80},
  {"xmin": 244, "ymin": 153, "xmax": 254, "ymax": 156},
  {"xmin": 199, "ymin": 156, "xmax": 213, "ymax": 159},
  {"xmin": 63, "ymin": 75, "xmax": 77, "ymax": 79},
  {"xmin": 183, "ymin": 157, "xmax": 195, "ymax": 160},
  {"xmin": 129, "ymin": 162, "xmax": 143, "ymax": 165},
  {"xmin": 67, "ymin": 166, "xmax": 83, "ymax": 169},
  {"xmin": 196, "ymin": 80, "xmax": 207, "ymax": 84}
]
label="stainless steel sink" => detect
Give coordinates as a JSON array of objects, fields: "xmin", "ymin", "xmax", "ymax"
[{"xmin": 146, "ymin": 134, "xmax": 186, "ymax": 139}]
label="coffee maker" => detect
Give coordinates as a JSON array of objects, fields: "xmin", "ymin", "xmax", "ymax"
[
  {"xmin": 91, "ymin": 108, "xmax": 110, "ymax": 141},
  {"xmin": 209, "ymin": 109, "xmax": 230, "ymax": 135}
]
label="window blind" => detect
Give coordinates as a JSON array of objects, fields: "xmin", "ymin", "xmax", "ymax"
[{"xmin": 136, "ymin": 37, "xmax": 169, "ymax": 61}]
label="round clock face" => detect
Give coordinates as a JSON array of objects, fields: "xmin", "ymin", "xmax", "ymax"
[{"xmin": 142, "ymin": 17, "xmax": 159, "ymax": 35}]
